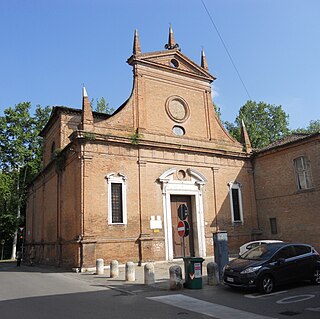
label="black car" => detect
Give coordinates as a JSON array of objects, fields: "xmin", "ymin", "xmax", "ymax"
[{"xmin": 223, "ymin": 242, "xmax": 320, "ymax": 293}]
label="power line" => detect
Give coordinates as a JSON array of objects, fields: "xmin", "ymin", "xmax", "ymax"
[{"xmin": 201, "ymin": 0, "xmax": 252, "ymax": 100}]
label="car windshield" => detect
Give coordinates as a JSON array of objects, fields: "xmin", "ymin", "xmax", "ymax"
[{"xmin": 240, "ymin": 244, "xmax": 277, "ymax": 260}]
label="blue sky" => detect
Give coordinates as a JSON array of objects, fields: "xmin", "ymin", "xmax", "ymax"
[{"xmin": 1, "ymin": 0, "xmax": 319, "ymax": 129}]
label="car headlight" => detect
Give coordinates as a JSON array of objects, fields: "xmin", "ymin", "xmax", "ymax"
[
  {"xmin": 240, "ymin": 266, "xmax": 262, "ymax": 274},
  {"xmin": 223, "ymin": 264, "xmax": 230, "ymax": 272}
]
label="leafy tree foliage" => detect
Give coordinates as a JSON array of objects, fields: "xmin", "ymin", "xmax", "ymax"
[
  {"xmin": 0, "ymin": 172, "xmax": 18, "ymax": 241},
  {"xmin": 213, "ymin": 103, "xmax": 222, "ymax": 119},
  {"xmin": 0, "ymin": 102, "xmax": 51, "ymax": 249},
  {"xmin": 291, "ymin": 120, "xmax": 320, "ymax": 134},
  {"xmin": 90, "ymin": 97, "xmax": 114, "ymax": 114},
  {"xmin": 0, "ymin": 103, "xmax": 50, "ymax": 171},
  {"xmin": 225, "ymin": 100, "xmax": 290, "ymax": 149}
]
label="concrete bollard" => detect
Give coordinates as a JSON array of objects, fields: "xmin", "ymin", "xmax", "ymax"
[
  {"xmin": 144, "ymin": 263, "xmax": 155, "ymax": 285},
  {"xmin": 169, "ymin": 265, "xmax": 183, "ymax": 290},
  {"xmin": 96, "ymin": 258, "xmax": 104, "ymax": 275},
  {"xmin": 207, "ymin": 262, "xmax": 220, "ymax": 285},
  {"xmin": 110, "ymin": 260, "xmax": 119, "ymax": 278},
  {"xmin": 125, "ymin": 261, "xmax": 135, "ymax": 282}
]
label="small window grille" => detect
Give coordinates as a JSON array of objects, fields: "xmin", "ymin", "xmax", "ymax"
[
  {"xmin": 111, "ymin": 183, "xmax": 123, "ymax": 223},
  {"xmin": 270, "ymin": 218, "xmax": 277, "ymax": 234},
  {"xmin": 106, "ymin": 173, "xmax": 127, "ymax": 225}
]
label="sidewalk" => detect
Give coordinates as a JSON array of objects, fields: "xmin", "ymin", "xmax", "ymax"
[{"xmin": 75, "ymin": 256, "xmax": 216, "ymax": 292}]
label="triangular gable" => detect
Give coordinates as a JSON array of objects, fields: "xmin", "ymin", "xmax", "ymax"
[{"xmin": 128, "ymin": 49, "xmax": 215, "ymax": 82}]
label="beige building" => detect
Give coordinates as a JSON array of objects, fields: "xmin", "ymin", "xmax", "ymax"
[{"xmin": 26, "ymin": 28, "xmax": 259, "ymax": 269}]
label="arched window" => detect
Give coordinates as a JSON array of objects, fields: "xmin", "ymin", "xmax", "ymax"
[{"xmin": 228, "ymin": 181, "xmax": 244, "ymax": 224}]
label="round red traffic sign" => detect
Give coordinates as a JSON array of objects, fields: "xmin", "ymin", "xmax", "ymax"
[{"xmin": 177, "ymin": 220, "xmax": 185, "ymax": 237}]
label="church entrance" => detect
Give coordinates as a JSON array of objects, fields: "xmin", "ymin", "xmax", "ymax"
[
  {"xmin": 159, "ymin": 168, "xmax": 207, "ymax": 261},
  {"xmin": 170, "ymin": 195, "xmax": 194, "ymax": 258}
]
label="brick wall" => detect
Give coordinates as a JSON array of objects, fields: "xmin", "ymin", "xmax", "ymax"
[
  {"xmin": 26, "ymin": 39, "xmax": 259, "ymax": 268},
  {"xmin": 254, "ymin": 137, "xmax": 320, "ymax": 251}
]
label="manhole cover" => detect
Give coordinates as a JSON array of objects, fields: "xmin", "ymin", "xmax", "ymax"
[{"xmin": 279, "ymin": 311, "xmax": 301, "ymax": 316}]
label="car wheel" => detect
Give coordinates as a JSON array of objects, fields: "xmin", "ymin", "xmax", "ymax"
[
  {"xmin": 259, "ymin": 275, "xmax": 275, "ymax": 294},
  {"xmin": 311, "ymin": 269, "xmax": 320, "ymax": 285}
]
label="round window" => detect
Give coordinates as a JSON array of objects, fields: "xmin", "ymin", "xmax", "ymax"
[
  {"xmin": 172, "ymin": 126, "xmax": 185, "ymax": 136},
  {"xmin": 170, "ymin": 59, "xmax": 179, "ymax": 68},
  {"xmin": 177, "ymin": 170, "xmax": 186, "ymax": 180},
  {"xmin": 165, "ymin": 96, "xmax": 190, "ymax": 123}
]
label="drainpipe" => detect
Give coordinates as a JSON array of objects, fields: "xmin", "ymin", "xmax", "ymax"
[
  {"xmin": 137, "ymin": 146, "xmax": 143, "ymax": 265},
  {"xmin": 56, "ymin": 170, "xmax": 61, "ymax": 266}
]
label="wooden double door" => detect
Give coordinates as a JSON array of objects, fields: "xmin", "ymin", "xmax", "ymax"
[{"xmin": 171, "ymin": 195, "xmax": 195, "ymax": 258}]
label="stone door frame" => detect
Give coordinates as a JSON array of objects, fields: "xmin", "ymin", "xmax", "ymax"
[{"xmin": 159, "ymin": 168, "xmax": 207, "ymax": 261}]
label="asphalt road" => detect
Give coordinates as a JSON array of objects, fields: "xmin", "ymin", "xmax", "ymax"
[{"xmin": 0, "ymin": 261, "xmax": 319, "ymax": 319}]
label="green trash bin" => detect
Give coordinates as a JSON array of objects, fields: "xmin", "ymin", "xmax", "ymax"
[{"xmin": 183, "ymin": 257, "xmax": 205, "ymax": 289}]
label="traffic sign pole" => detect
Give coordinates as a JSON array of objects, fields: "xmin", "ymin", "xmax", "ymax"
[
  {"xmin": 182, "ymin": 237, "xmax": 185, "ymax": 257},
  {"xmin": 177, "ymin": 220, "xmax": 186, "ymax": 257}
]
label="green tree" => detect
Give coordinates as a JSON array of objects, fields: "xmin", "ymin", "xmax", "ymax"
[
  {"xmin": 0, "ymin": 102, "xmax": 51, "ymax": 258},
  {"xmin": 292, "ymin": 119, "xmax": 320, "ymax": 134},
  {"xmin": 90, "ymin": 97, "xmax": 114, "ymax": 114},
  {"xmin": 213, "ymin": 103, "xmax": 222, "ymax": 120},
  {"xmin": 225, "ymin": 100, "xmax": 290, "ymax": 149},
  {"xmin": 0, "ymin": 172, "xmax": 17, "ymax": 235}
]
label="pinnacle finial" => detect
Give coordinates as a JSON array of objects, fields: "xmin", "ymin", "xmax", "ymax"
[
  {"xmin": 81, "ymin": 85, "xmax": 93, "ymax": 130},
  {"xmin": 133, "ymin": 29, "xmax": 141, "ymax": 55},
  {"xmin": 201, "ymin": 48, "xmax": 209, "ymax": 70},
  {"xmin": 165, "ymin": 25, "xmax": 180, "ymax": 50},
  {"xmin": 241, "ymin": 119, "xmax": 252, "ymax": 152},
  {"xmin": 82, "ymin": 86, "xmax": 88, "ymax": 98}
]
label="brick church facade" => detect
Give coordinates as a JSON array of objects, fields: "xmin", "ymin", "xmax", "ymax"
[{"xmin": 25, "ymin": 28, "xmax": 320, "ymax": 269}]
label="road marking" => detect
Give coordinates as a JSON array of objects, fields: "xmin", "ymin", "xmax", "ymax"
[
  {"xmin": 306, "ymin": 307, "xmax": 320, "ymax": 312},
  {"xmin": 276, "ymin": 294, "xmax": 315, "ymax": 304},
  {"xmin": 245, "ymin": 290, "xmax": 288, "ymax": 299},
  {"xmin": 147, "ymin": 294, "xmax": 277, "ymax": 319}
]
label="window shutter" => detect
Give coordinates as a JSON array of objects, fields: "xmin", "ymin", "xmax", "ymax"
[{"xmin": 294, "ymin": 156, "xmax": 313, "ymax": 190}]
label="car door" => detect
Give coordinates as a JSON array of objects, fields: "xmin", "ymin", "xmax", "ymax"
[
  {"xmin": 293, "ymin": 245, "xmax": 313, "ymax": 280},
  {"xmin": 271, "ymin": 246, "xmax": 297, "ymax": 284}
]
